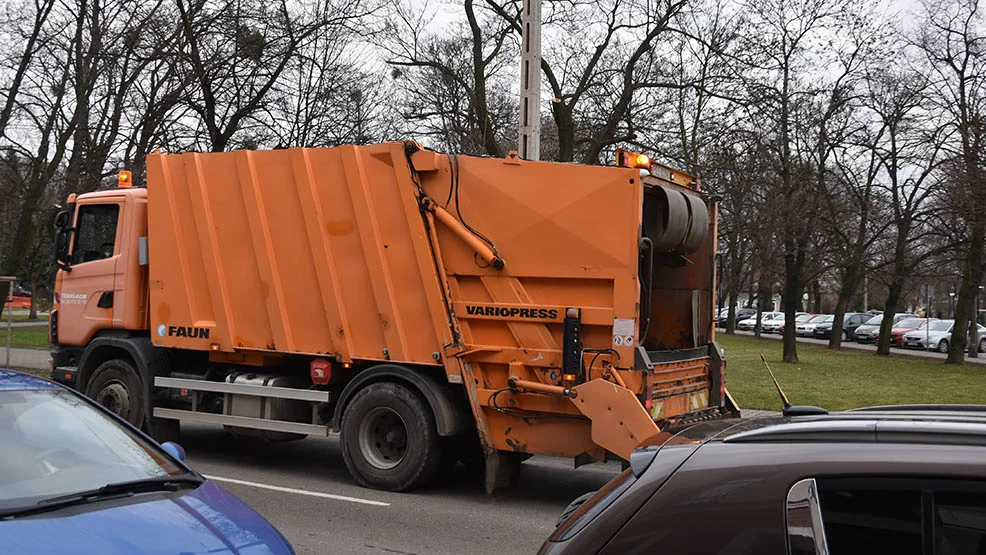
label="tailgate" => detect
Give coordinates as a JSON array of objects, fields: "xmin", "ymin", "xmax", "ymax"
[{"xmin": 637, "ymin": 344, "xmax": 728, "ymax": 422}]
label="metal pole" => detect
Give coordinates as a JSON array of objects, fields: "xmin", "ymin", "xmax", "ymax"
[
  {"xmin": 3, "ymin": 278, "xmax": 13, "ymax": 368},
  {"xmin": 518, "ymin": 0, "xmax": 541, "ymax": 160},
  {"xmin": 925, "ymin": 288, "xmax": 930, "ymax": 348},
  {"xmin": 863, "ymin": 274, "xmax": 868, "ymax": 312}
]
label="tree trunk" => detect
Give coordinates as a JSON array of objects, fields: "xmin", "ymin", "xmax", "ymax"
[
  {"xmin": 28, "ymin": 275, "xmax": 38, "ymax": 320},
  {"xmin": 552, "ymin": 101, "xmax": 575, "ymax": 162},
  {"xmin": 782, "ymin": 253, "xmax": 802, "ymax": 363},
  {"xmin": 828, "ymin": 266, "xmax": 861, "ymax": 349},
  {"xmin": 948, "ymin": 226, "xmax": 985, "ymax": 362},
  {"xmin": 876, "ymin": 282, "xmax": 904, "ymax": 356}
]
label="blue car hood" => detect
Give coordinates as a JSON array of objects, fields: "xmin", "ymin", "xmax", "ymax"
[{"xmin": 0, "ymin": 481, "xmax": 291, "ymax": 554}]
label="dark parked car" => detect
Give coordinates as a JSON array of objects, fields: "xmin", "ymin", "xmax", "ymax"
[
  {"xmin": 716, "ymin": 307, "xmax": 757, "ymax": 327},
  {"xmin": 541, "ymin": 405, "xmax": 986, "ymax": 554},
  {"xmin": 812, "ymin": 312, "xmax": 872, "ymax": 340},
  {"xmin": 0, "ymin": 369, "xmax": 295, "ymax": 554}
]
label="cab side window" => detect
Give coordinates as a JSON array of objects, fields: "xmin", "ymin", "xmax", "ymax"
[{"xmin": 72, "ymin": 205, "xmax": 119, "ymax": 265}]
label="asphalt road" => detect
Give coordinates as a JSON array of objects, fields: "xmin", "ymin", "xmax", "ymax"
[{"xmin": 179, "ymin": 423, "xmax": 621, "ymax": 555}]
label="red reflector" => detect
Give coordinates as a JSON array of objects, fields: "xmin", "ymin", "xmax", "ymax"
[
  {"xmin": 645, "ymin": 397, "xmax": 652, "ymax": 411},
  {"xmin": 54, "ymin": 292, "xmax": 60, "ymax": 304},
  {"xmin": 310, "ymin": 358, "xmax": 332, "ymax": 385},
  {"xmin": 180, "ymin": 388, "xmax": 188, "ymax": 397}
]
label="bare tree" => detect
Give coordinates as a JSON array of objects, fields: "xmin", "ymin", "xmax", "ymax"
[
  {"xmin": 0, "ymin": 4, "xmax": 79, "ymax": 283},
  {"xmin": 737, "ymin": 0, "xmax": 861, "ymax": 362},
  {"xmin": 384, "ymin": 0, "xmax": 515, "ymax": 156},
  {"xmin": 176, "ymin": 0, "xmax": 372, "ymax": 152},
  {"xmin": 913, "ymin": 0, "xmax": 986, "ymax": 362},
  {"xmin": 864, "ymin": 68, "xmax": 949, "ymax": 356}
]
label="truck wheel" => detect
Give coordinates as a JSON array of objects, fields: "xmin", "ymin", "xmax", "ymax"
[
  {"xmin": 938, "ymin": 339, "xmax": 949, "ymax": 353},
  {"xmin": 86, "ymin": 359, "xmax": 145, "ymax": 428},
  {"xmin": 341, "ymin": 382, "xmax": 441, "ymax": 491}
]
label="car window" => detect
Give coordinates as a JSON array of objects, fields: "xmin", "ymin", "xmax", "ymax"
[
  {"xmin": 0, "ymin": 389, "xmax": 184, "ymax": 510},
  {"xmin": 865, "ymin": 315, "xmax": 883, "ymax": 325},
  {"xmin": 71, "ymin": 204, "xmax": 120, "ymax": 265},
  {"xmin": 937, "ymin": 492, "xmax": 986, "ymax": 552},
  {"xmin": 817, "ymin": 486, "xmax": 922, "ymax": 554},
  {"xmin": 929, "ymin": 320, "xmax": 954, "ymax": 332},
  {"xmin": 896, "ymin": 318, "xmax": 926, "ymax": 329},
  {"xmin": 790, "ymin": 478, "xmax": 986, "ymax": 555}
]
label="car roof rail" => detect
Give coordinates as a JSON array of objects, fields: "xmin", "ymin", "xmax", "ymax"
[
  {"xmin": 723, "ymin": 417, "xmax": 986, "ymax": 446},
  {"xmin": 850, "ymin": 404, "xmax": 986, "ymax": 413}
]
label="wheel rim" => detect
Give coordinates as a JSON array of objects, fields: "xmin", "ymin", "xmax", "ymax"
[
  {"xmin": 358, "ymin": 407, "xmax": 409, "ymax": 470},
  {"xmin": 939, "ymin": 341, "xmax": 948, "ymax": 353},
  {"xmin": 95, "ymin": 380, "xmax": 132, "ymax": 418}
]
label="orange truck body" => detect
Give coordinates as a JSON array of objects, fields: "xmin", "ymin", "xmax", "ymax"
[{"xmin": 50, "ymin": 141, "xmax": 736, "ymax": 492}]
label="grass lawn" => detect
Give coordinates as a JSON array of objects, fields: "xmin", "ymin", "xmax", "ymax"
[
  {"xmin": 719, "ymin": 333, "xmax": 986, "ymax": 411},
  {"xmin": 1, "ymin": 326, "xmax": 49, "ymax": 350},
  {"xmin": 9, "ymin": 313, "xmax": 49, "ymax": 323}
]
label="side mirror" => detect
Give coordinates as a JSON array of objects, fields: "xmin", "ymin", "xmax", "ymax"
[
  {"xmin": 161, "ymin": 441, "xmax": 186, "ymax": 461},
  {"xmin": 53, "ymin": 207, "xmax": 74, "ymax": 270}
]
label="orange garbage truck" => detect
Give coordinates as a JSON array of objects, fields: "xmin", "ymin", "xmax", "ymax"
[{"xmin": 49, "ymin": 141, "xmax": 738, "ymax": 492}]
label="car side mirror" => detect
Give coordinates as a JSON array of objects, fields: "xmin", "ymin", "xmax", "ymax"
[
  {"xmin": 787, "ymin": 478, "xmax": 829, "ymax": 555},
  {"xmin": 161, "ymin": 441, "xmax": 186, "ymax": 461}
]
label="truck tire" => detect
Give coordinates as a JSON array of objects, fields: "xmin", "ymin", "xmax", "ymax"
[
  {"xmin": 341, "ymin": 382, "xmax": 441, "ymax": 491},
  {"xmin": 86, "ymin": 359, "xmax": 145, "ymax": 428}
]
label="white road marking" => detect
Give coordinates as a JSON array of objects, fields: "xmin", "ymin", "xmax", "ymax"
[{"xmin": 205, "ymin": 475, "xmax": 390, "ymax": 507}]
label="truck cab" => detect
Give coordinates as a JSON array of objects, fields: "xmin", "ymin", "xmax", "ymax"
[{"xmin": 51, "ymin": 179, "xmax": 153, "ymax": 428}]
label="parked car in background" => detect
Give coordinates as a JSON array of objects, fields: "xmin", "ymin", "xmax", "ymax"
[
  {"xmin": 778, "ymin": 313, "xmax": 815, "ymax": 335},
  {"xmin": 737, "ymin": 311, "xmax": 783, "ymax": 332},
  {"xmin": 813, "ymin": 312, "xmax": 873, "ymax": 341},
  {"xmin": 0, "ymin": 369, "xmax": 295, "ymax": 555},
  {"xmin": 541, "ymin": 405, "xmax": 986, "ymax": 555},
  {"xmin": 797, "ymin": 314, "xmax": 832, "ymax": 337},
  {"xmin": 853, "ymin": 312, "xmax": 920, "ymax": 344},
  {"xmin": 889, "ymin": 318, "xmax": 935, "ymax": 347},
  {"xmin": 761, "ymin": 314, "xmax": 786, "ymax": 334},
  {"xmin": 714, "ymin": 307, "xmax": 758, "ymax": 328},
  {"xmin": 902, "ymin": 319, "xmax": 986, "ymax": 353}
]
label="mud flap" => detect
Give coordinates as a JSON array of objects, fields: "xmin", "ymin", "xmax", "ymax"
[
  {"xmin": 484, "ymin": 451, "xmax": 528, "ymax": 494},
  {"xmin": 570, "ymin": 379, "xmax": 672, "ymax": 460}
]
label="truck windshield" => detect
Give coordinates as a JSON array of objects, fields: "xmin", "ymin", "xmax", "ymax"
[{"xmin": 0, "ymin": 389, "xmax": 185, "ymax": 512}]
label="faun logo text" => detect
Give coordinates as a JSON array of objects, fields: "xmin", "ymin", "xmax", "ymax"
[{"xmin": 162, "ymin": 325, "xmax": 211, "ymax": 339}]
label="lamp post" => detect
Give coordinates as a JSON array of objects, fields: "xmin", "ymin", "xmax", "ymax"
[
  {"xmin": 518, "ymin": 0, "xmax": 542, "ymax": 160},
  {"xmin": 950, "ymin": 290, "xmax": 956, "ymax": 318}
]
